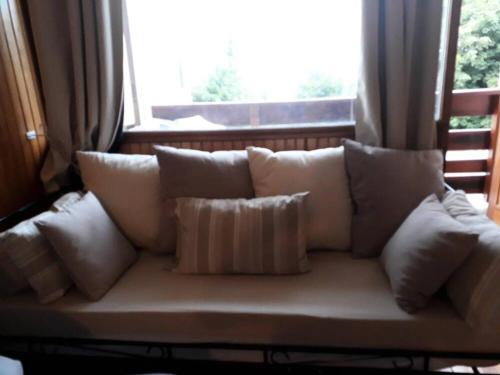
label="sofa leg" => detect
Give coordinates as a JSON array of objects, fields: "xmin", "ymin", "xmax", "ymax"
[{"xmin": 424, "ymin": 356, "xmax": 430, "ymax": 372}]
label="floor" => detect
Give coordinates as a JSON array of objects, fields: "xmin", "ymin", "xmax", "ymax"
[{"xmin": 439, "ymin": 364, "xmax": 500, "ymax": 373}]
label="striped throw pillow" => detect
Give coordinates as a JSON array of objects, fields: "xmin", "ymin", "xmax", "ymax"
[
  {"xmin": 5, "ymin": 211, "xmax": 72, "ymax": 303},
  {"xmin": 175, "ymin": 193, "xmax": 310, "ymax": 274},
  {"xmin": 0, "ymin": 243, "xmax": 28, "ymax": 296}
]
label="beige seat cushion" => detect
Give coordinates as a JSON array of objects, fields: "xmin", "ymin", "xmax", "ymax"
[{"xmin": 1, "ymin": 251, "xmax": 500, "ymax": 353}]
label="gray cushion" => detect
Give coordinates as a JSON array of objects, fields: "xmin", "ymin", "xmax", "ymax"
[
  {"xmin": 381, "ymin": 194, "xmax": 478, "ymax": 313},
  {"xmin": 36, "ymin": 192, "xmax": 137, "ymax": 301},
  {"xmin": 154, "ymin": 146, "xmax": 254, "ymax": 253},
  {"xmin": 443, "ymin": 190, "xmax": 500, "ymax": 329},
  {"xmin": 343, "ymin": 139, "xmax": 444, "ymax": 257}
]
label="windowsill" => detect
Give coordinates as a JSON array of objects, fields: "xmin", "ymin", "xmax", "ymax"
[{"xmin": 124, "ymin": 121, "xmax": 355, "ymax": 134}]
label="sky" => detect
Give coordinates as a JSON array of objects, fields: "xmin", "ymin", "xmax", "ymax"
[{"xmin": 125, "ymin": 0, "xmax": 361, "ymax": 125}]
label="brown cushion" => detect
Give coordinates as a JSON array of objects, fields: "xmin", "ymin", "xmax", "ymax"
[
  {"xmin": 343, "ymin": 139, "xmax": 444, "ymax": 257},
  {"xmin": 36, "ymin": 192, "xmax": 138, "ymax": 300},
  {"xmin": 381, "ymin": 194, "xmax": 478, "ymax": 313},
  {"xmin": 154, "ymin": 146, "xmax": 254, "ymax": 253},
  {"xmin": 175, "ymin": 193, "xmax": 310, "ymax": 274}
]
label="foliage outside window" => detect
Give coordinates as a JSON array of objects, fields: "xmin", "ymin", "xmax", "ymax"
[{"xmin": 451, "ymin": 0, "xmax": 500, "ymax": 129}]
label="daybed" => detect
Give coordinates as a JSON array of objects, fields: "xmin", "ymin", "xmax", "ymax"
[{"xmin": 1, "ymin": 140, "xmax": 500, "ymax": 373}]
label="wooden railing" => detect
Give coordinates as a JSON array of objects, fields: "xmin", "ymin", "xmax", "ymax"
[
  {"xmin": 123, "ymin": 89, "xmax": 500, "ymax": 194},
  {"xmin": 445, "ymin": 88, "xmax": 500, "ymax": 193},
  {"xmin": 151, "ymin": 97, "xmax": 354, "ymax": 127}
]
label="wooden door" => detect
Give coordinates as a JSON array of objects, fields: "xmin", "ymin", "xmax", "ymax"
[
  {"xmin": 487, "ymin": 97, "xmax": 500, "ymax": 224},
  {"xmin": 0, "ymin": 0, "xmax": 47, "ymax": 218}
]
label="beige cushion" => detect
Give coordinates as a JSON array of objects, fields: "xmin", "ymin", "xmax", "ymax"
[
  {"xmin": 175, "ymin": 194, "xmax": 310, "ymax": 274},
  {"xmin": 154, "ymin": 146, "xmax": 254, "ymax": 253},
  {"xmin": 343, "ymin": 139, "xmax": 444, "ymax": 257},
  {"xmin": 381, "ymin": 194, "xmax": 477, "ymax": 313},
  {"xmin": 77, "ymin": 151, "xmax": 161, "ymax": 252},
  {"xmin": 4, "ymin": 211, "xmax": 72, "ymax": 303},
  {"xmin": 443, "ymin": 190, "xmax": 500, "ymax": 330},
  {"xmin": 36, "ymin": 192, "xmax": 138, "ymax": 301},
  {"xmin": 2, "ymin": 251, "xmax": 500, "ymax": 353},
  {"xmin": 246, "ymin": 146, "xmax": 352, "ymax": 250}
]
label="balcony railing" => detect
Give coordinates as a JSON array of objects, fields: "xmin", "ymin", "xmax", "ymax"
[
  {"xmin": 446, "ymin": 88, "xmax": 500, "ymax": 193},
  {"xmin": 151, "ymin": 97, "xmax": 355, "ymax": 128}
]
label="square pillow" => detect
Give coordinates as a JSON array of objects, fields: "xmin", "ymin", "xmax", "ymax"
[
  {"xmin": 443, "ymin": 190, "xmax": 500, "ymax": 329},
  {"xmin": 381, "ymin": 194, "xmax": 478, "ymax": 313},
  {"xmin": 246, "ymin": 146, "xmax": 352, "ymax": 250},
  {"xmin": 77, "ymin": 151, "xmax": 162, "ymax": 253},
  {"xmin": 4, "ymin": 211, "xmax": 72, "ymax": 303},
  {"xmin": 36, "ymin": 192, "xmax": 137, "ymax": 300},
  {"xmin": 175, "ymin": 193, "xmax": 310, "ymax": 274},
  {"xmin": 154, "ymin": 146, "xmax": 254, "ymax": 253},
  {"xmin": 343, "ymin": 139, "xmax": 444, "ymax": 257}
]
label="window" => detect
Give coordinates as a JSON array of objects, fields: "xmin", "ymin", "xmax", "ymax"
[{"xmin": 123, "ymin": 0, "xmax": 361, "ymax": 130}]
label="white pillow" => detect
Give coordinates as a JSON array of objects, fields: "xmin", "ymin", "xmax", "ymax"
[
  {"xmin": 246, "ymin": 147, "xmax": 352, "ymax": 250},
  {"xmin": 77, "ymin": 151, "xmax": 162, "ymax": 252}
]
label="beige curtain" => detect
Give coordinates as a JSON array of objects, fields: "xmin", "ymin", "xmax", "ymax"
[
  {"xmin": 25, "ymin": 0, "xmax": 123, "ymax": 191},
  {"xmin": 355, "ymin": 0, "xmax": 443, "ymax": 150}
]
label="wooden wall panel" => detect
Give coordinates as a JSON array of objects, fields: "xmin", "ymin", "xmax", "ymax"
[{"xmin": 0, "ymin": 0, "xmax": 46, "ymax": 218}]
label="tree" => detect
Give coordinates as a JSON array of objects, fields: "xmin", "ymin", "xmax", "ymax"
[
  {"xmin": 297, "ymin": 72, "xmax": 342, "ymax": 99},
  {"xmin": 192, "ymin": 67, "xmax": 243, "ymax": 102},
  {"xmin": 451, "ymin": 0, "xmax": 500, "ymax": 129}
]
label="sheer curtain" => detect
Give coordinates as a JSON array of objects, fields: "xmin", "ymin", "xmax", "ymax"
[
  {"xmin": 355, "ymin": 0, "xmax": 443, "ymax": 150},
  {"xmin": 24, "ymin": 0, "xmax": 123, "ymax": 191}
]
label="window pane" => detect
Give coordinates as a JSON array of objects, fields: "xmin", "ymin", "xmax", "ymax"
[
  {"xmin": 124, "ymin": 0, "xmax": 361, "ymax": 129},
  {"xmin": 454, "ymin": 0, "xmax": 500, "ymax": 90}
]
